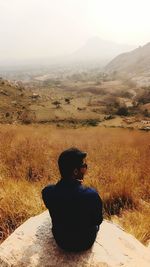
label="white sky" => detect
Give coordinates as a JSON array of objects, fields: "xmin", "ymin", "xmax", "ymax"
[{"xmin": 0, "ymin": 0, "xmax": 150, "ymax": 61}]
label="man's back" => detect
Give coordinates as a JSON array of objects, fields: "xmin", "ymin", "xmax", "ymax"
[{"xmin": 42, "ymin": 178, "xmax": 103, "ymax": 251}]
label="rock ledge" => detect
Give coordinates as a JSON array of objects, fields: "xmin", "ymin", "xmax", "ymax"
[{"xmin": 0, "ymin": 211, "xmax": 150, "ymax": 267}]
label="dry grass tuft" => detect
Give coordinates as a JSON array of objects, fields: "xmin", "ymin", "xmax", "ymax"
[
  {"xmin": 0, "ymin": 131, "xmax": 51, "ymax": 181},
  {"xmin": 112, "ymin": 204, "xmax": 150, "ymax": 245}
]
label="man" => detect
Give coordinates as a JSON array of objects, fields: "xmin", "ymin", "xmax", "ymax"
[{"xmin": 42, "ymin": 147, "xmax": 103, "ymax": 252}]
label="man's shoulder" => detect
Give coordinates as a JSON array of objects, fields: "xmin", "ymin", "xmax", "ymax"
[
  {"xmin": 42, "ymin": 184, "xmax": 55, "ymax": 196},
  {"xmin": 82, "ymin": 186, "xmax": 102, "ymax": 206},
  {"xmin": 81, "ymin": 185, "xmax": 100, "ymax": 197}
]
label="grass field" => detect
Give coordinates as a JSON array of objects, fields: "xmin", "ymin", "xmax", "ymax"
[{"xmin": 0, "ymin": 124, "xmax": 149, "ymax": 245}]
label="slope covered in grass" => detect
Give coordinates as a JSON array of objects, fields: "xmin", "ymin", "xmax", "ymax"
[{"xmin": 0, "ymin": 125, "xmax": 149, "ymax": 244}]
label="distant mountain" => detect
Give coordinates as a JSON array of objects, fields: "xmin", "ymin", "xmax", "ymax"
[
  {"xmin": 105, "ymin": 42, "xmax": 150, "ymax": 86},
  {"xmin": 0, "ymin": 37, "xmax": 136, "ymax": 70},
  {"xmin": 68, "ymin": 37, "xmax": 136, "ymax": 64}
]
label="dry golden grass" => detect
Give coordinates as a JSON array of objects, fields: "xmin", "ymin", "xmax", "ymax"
[
  {"xmin": 0, "ymin": 124, "xmax": 149, "ymax": 245},
  {"xmin": 112, "ymin": 205, "xmax": 150, "ymax": 245}
]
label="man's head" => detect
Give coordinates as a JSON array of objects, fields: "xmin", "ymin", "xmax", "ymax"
[{"xmin": 58, "ymin": 147, "xmax": 87, "ymax": 181}]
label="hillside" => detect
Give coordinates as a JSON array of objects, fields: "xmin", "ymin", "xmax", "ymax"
[
  {"xmin": 0, "ymin": 125, "xmax": 149, "ymax": 248},
  {"xmin": 105, "ymin": 42, "xmax": 150, "ymax": 86},
  {"xmin": 0, "ymin": 75, "xmax": 150, "ymax": 127},
  {"xmin": 0, "ymin": 78, "xmax": 33, "ymax": 123}
]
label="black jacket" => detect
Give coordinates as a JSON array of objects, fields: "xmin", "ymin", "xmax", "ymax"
[{"xmin": 42, "ymin": 179, "xmax": 103, "ymax": 251}]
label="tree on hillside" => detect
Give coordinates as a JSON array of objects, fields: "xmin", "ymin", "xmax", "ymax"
[{"xmin": 116, "ymin": 107, "xmax": 129, "ymax": 116}]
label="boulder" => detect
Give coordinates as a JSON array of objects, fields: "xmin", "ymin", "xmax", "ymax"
[{"xmin": 0, "ymin": 211, "xmax": 149, "ymax": 267}]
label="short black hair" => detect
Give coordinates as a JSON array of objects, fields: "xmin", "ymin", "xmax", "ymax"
[{"xmin": 58, "ymin": 147, "xmax": 87, "ymax": 179}]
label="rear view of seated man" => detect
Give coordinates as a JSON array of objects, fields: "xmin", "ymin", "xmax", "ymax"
[{"xmin": 42, "ymin": 147, "xmax": 103, "ymax": 252}]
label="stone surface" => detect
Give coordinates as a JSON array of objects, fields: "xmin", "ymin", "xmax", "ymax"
[{"xmin": 0, "ymin": 211, "xmax": 150, "ymax": 267}]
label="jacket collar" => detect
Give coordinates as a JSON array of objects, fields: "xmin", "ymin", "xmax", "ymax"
[{"xmin": 58, "ymin": 178, "xmax": 82, "ymax": 187}]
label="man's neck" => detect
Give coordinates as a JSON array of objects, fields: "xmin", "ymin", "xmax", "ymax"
[{"xmin": 61, "ymin": 178, "xmax": 82, "ymax": 185}]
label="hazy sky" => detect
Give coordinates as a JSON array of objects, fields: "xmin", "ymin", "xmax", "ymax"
[{"xmin": 0, "ymin": 0, "xmax": 150, "ymax": 62}]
